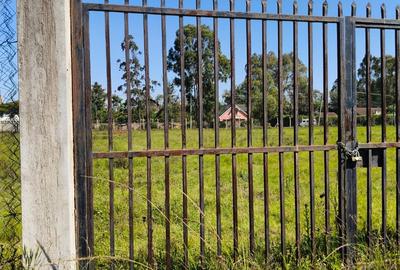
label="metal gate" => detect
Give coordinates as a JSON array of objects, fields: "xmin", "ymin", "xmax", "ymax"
[{"xmin": 71, "ymin": 0, "xmax": 400, "ymax": 268}]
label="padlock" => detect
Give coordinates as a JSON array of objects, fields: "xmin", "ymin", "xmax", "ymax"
[{"xmin": 352, "ymin": 155, "xmax": 362, "ymax": 162}]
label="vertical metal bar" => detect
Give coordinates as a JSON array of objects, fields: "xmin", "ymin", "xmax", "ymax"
[
  {"xmin": 337, "ymin": 1, "xmax": 346, "ymax": 261},
  {"xmin": 322, "ymin": 1, "xmax": 330, "ymax": 253},
  {"xmin": 292, "ymin": 0, "xmax": 300, "ymax": 262},
  {"xmin": 308, "ymin": 0, "xmax": 316, "ymax": 261},
  {"xmin": 365, "ymin": 3, "xmax": 372, "ymax": 248},
  {"xmin": 179, "ymin": 0, "xmax": 189, "ymax": 267},
  {"xmin": 83, "ymin": 10, "xmax": 94, "ymax": 269},
  {"xmin": 196, "ymin": 0, "xmax": 205, "ymax": 265},
  {"xmin": 396, "ymin": 6, "xmax": 400, "ymax": 247},
  {"xmin": 380, "ymin": 4, "xmax": 387, "ymax": 246},
  {"xmin": 246, "ymin": 0, "xmax": 255, "ymax": 256},
  {"xmin": 143, "ymin": 0, "xmax": 153, "ymax": 265},
  {"xmin": 104, "ymin": 1, "xmax": 115, "ymax": 268},
  {"xmin": 230, "ymin": 0, "xmax": 239, "ymax": 258},
  {"xmin": 277, "ymin": 0, "xmax": 286, "ymax": 260},
  {"xmin": 344, "ymin": 15, "xmax": 357, "ymax": 263},
  {"xmin": 161, "ymin": 0, "xmax": 171, "ymax": 267},
  {"xmin": 261, "ymin": 0, "xmax": 270, "ymax": 259},
  {"xmin": 351, "ymin": 2, "xmax": 356, "ymax": 17},
  {"xmin": 123, "ymin": 1, "xmax": 134, "ymax": 267},
  {"xmin": 72, "ymin": 1, "xmax": 89, "ymax": 266},
  {"xmin": 213, "ymin": 0, "xmax": 222, "ymax": 258}
]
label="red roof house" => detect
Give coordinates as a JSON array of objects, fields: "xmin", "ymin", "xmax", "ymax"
[{"xmin": 219, "ymin": 105, "xmax": 248, "ymax": 127}]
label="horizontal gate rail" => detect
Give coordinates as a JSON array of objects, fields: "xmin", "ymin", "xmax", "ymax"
[
  {"xmin": 83, "ymin": 3, "xmax": 341, "ymax": 23},
  {"xmin": 92, "ymin": 142, "xmax": 400, "ymax": 159},
  {"xmin": 92, "ymin": 145, "xmax": 338, "ymax": 159},
  {"xmin": 359, "ymin": 142, "xmax": 400, "ymax": 149},
  {"xmin": 354, "ymin": 17, "xmax": 400, "ymax": 29}
]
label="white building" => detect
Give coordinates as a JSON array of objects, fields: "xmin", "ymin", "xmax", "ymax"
[{"xmin": 0, "ymin": 114, "xmax": 19, "ymax": 132}]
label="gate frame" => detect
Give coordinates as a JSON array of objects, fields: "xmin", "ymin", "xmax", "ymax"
[
  {"xmin": 341, "ymin": 15, "xmax": 400, "ymax": 262},
  {"xmin": 71, "ymin": 1, "xmax": 400, "ymax": 267},
  {"xmin": 71, "ymin": 1, "xmax": 94, "ymax": 268}
]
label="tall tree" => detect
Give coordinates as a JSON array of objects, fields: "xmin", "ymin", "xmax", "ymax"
[
  {"xmin": 91, "ymin": 82, "xmax": 107, "ymax": 123},
  {"xmin": 117, "ymin": 35, "xmax": 159, "ymax": 122},
  {"xmin": 167, "ymin": 24, "xmax": 230, "ymax": 127},
  {"xmin": 356, "ymin": 55, "xmax": 396, "ymax": 111},
  {"xmin": 154, "ymin": 83, "xmax": 181, "ymax": 124},
  {"xmin": 328, "ymin": 79, "xmax": 339, "ymax": 113},
  {"xmin": 111, "ymin": 94, "xmax": 127, "ymax": 125},
  {"xmin": 329, "ymin": 54, "xmax": 397, "ymax": 114},
  {"xmin": 0, "ymin": 101, "xmax": 19, "ymax": 118},
  {"xmin": 223, "ymin": 52, "xmax": 310, "ymax": 123}
]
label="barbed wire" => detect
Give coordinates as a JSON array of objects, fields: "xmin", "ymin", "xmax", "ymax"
[{"xmin": 0, "ymin": 0, "xmax": 21, "ymax": 268}]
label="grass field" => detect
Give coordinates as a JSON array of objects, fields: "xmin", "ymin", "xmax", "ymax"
[
  {"xmin": 91, "ymin": 125, "xmax": 400, "ymax": 269},
  {"xmin": 0, "ymin": 132, "xmax": 22, "ymax": 270}
]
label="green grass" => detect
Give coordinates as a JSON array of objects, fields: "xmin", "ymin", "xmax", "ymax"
[
  {"xmin": 0, "ymin": 132, "xmax": 22, "ymax": 270},
  {"xmin": 91, "ymin": 126, "xmax": 400, "ymax": 269}
]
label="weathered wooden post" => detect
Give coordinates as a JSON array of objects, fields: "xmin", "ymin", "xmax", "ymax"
[
  {"xmin": 342, "ymin": 15, "xmax": 358, "ymax": 263},
  {"xmin": 18, "ymin": 0, "xmax": 77, "ymax": 269}
]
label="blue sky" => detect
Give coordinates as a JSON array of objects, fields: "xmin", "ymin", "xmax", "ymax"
[
  {"xmin": 3, "ymin": 1, "xmax": 399, "ymax": 102},
  {"xmin": 84, "ymin": 0, "xmax": 400, "ymax": 103}
]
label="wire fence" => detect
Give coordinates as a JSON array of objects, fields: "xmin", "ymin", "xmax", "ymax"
[{"xmin": 0, "ymin": 0, "xmax": 21, "ymax": 269}]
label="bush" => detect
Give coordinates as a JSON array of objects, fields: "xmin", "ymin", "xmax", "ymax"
[
  {"xmin": 357, "ymin": 114, "xmax": 396, "ymax": 126},
  {"xmin": 114, "ymin": 158, "xmax": 128, "ymax": 169}
]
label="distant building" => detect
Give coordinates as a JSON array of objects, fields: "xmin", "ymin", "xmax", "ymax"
[
  {"xmin": 219, "ymin": 104, "xmax": 248, "ymax": 127},
  {"xmin": 0, "ymin": 96, "xmax": 19, "ymax": 132},
  {"xmin": 326, "ymin": 112, "xmax": 338, "ymax": 118},
  {"xmin": 356, "ymin": 107, "xmax": 381, "ymax": 116},
  {"xmin": 0, "ymin": 114, "xmax": 19, "ymax": 132}
]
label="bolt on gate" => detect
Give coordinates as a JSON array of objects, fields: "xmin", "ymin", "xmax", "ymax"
[{"xmin": 71, "ymin": 0, "xmax": 400, "ymax": 268}]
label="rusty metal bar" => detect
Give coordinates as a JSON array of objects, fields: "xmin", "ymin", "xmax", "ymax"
[
  {"xmin": 322, "ymin": 1, "xmax": 330, "ymax": 253},
  {"xmin": 397, "ymin": 6, "xmax": 400, "ymax": 247},
  {"xmin": 93, "ymin": 142, "xmax": 400, "ymax": 159},
  {"xmin": 277, "ymin": 0, "xmax": 285, "ymax": 261},
  {"xmin": 365, "ymin": 3, "xmax": 372, "ymax": 249},
  {"xmin": 213, "ymin": 0, "xmax": 222, "ymax": 259},
  {"xmin": 83, "ymin": 9, "xmax": 94, "ymax": 269},
  {"xmin": 161, "ymin": 0, "xmax": 171, "ymax": 267},
  {"xmin": 196, "ymin": 0, "xmax": 205, "ymax": 265},
  {"xmin": 351, "ymin": 2, "xmax": 356, "ymax": 17},
  {"xmin": 356, "ymin": 24, "xmax": 400, "ymax": 30},
  {"xmin": 380, "ymin": 4, "xmax": 388, "ymax": 246},
  {"xmin": 178, "ymin": 0, "xmax": 189, "ymax": 267},
  {"xmin": 308, "ymin": 0, "xmax": 316, "ymax": 261},
  {"xmin": 353, "ymin": 17, "xmax": 400, "ymax": 30},
  {"xmin": 123, "ymin": 1, "xmax": 134, "ymax": 267},
  {"xmin": 359, "ymin": 142, "xmax": 400, "ymax": 149},
  {"xmin": 261, "ymin": 0, "xmax": 270, "ymax": 259},
  {"xmin": 72, "ymin": 1, "xmax": 90, "ymax": 266},
  {"xmin": 246, "ymin": 0, "xmax": 255, "ymax": 256},
  {"xmin": 143, "ymin": 0, "xmax": 153, "ymax": 265},
  {"xmin": 93, "ymin": 144, "xmax": 340, "ymax": 159},
  {"xmin": 85, "ymin": 3, "xmax": 341, "ymax": 23},
  {"xmin": 104, "ymin": 1, "xmax": 115, "ymax": 268},
  {"xmin": 337, "ymin": 3, "xmax": 345, "ymax": 261},
  {"xmin": 230, "ymin": 0, "xmax": 238, "ymax": 258},
  {"xmin": 293, "ymin": 0, "xmax": 300, "ymax": 261}
]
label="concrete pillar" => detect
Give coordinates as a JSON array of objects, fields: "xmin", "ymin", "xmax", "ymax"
[{"xmin": 18, "ymin": 0, "xmax": 76, "ymax": 269}]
